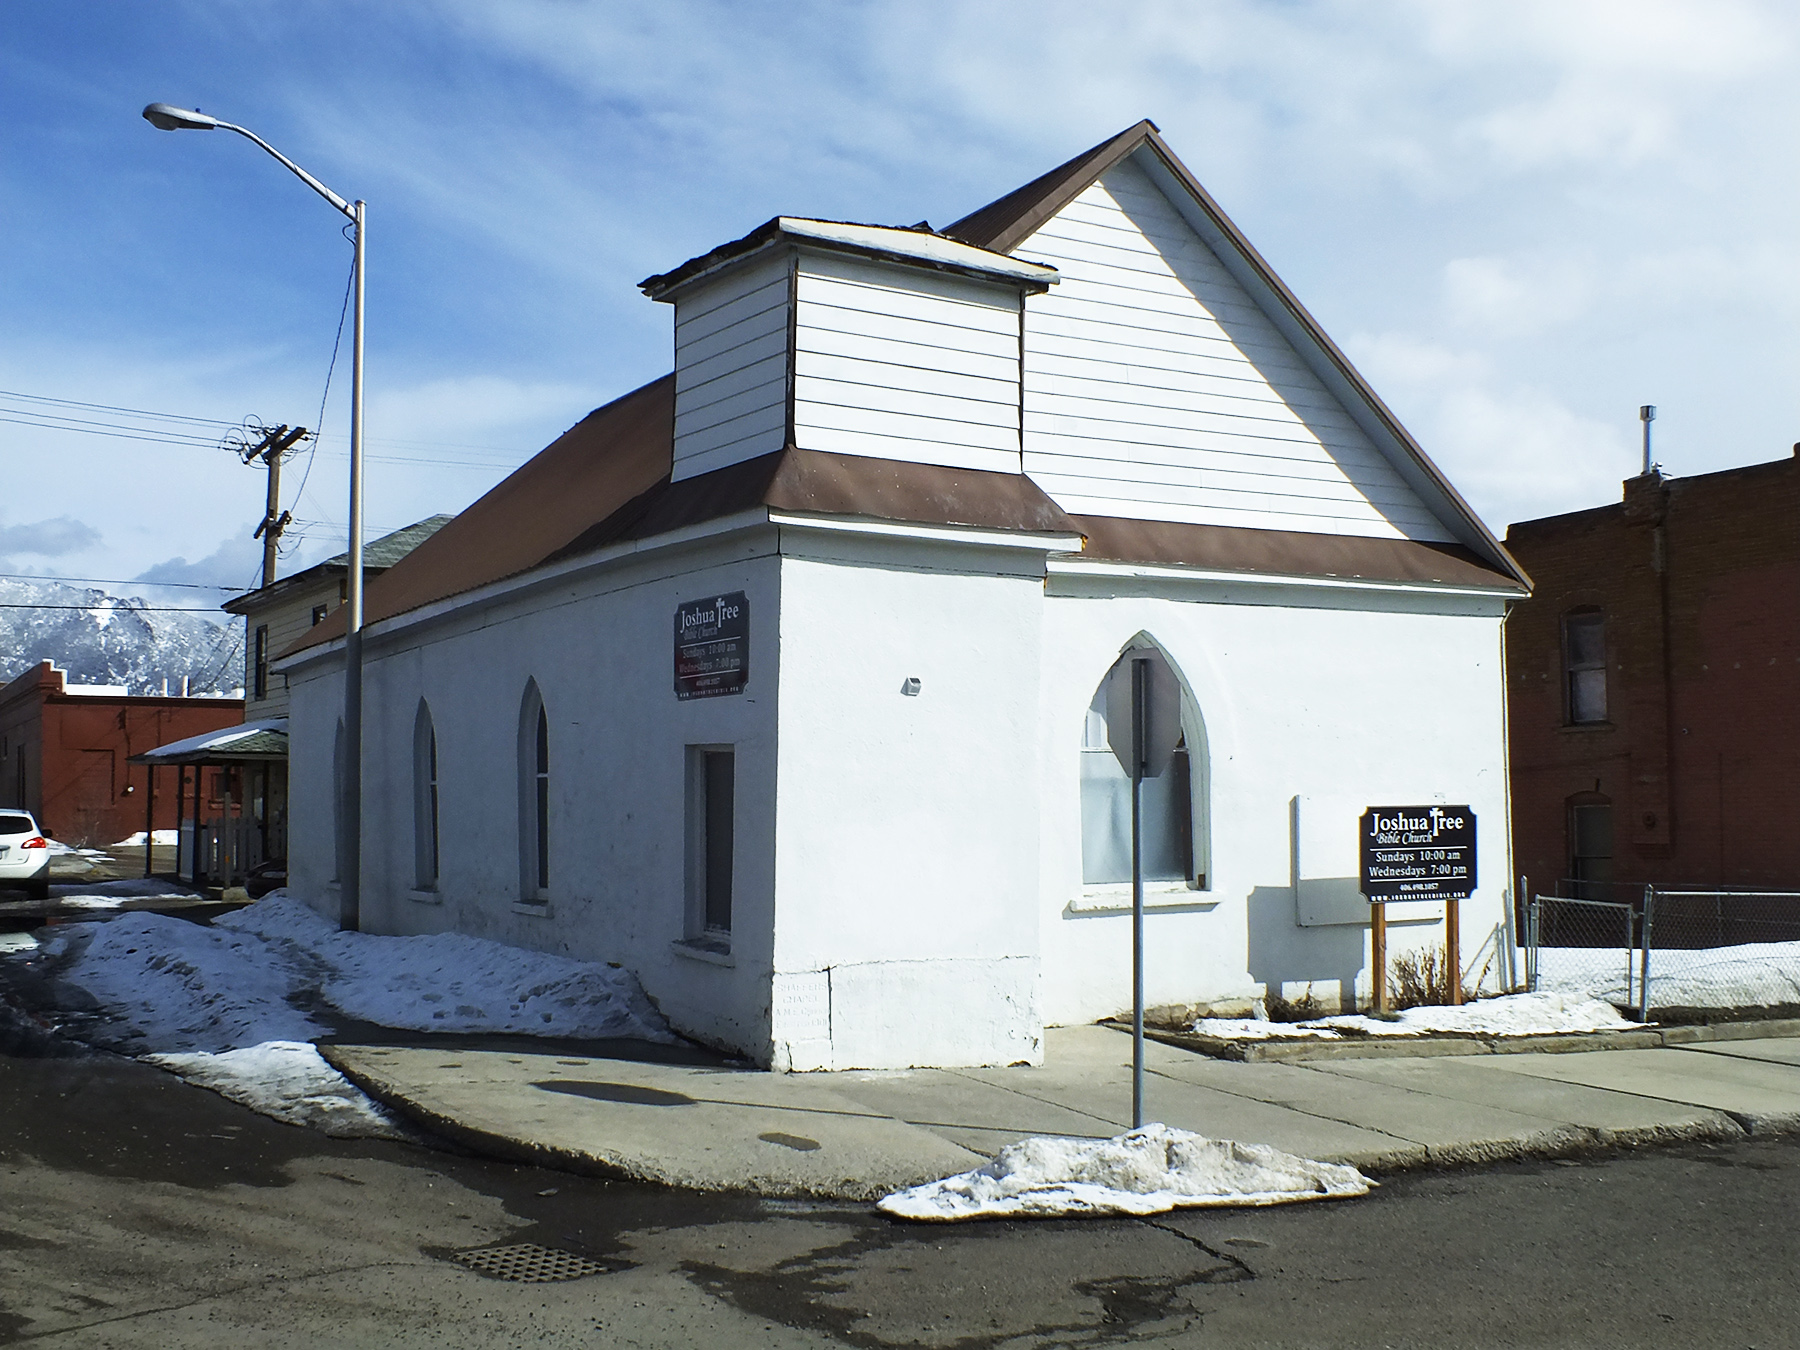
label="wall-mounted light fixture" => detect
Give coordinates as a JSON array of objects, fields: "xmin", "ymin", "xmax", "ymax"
[{"xmin": 901, "ymin": 677, "xmax": 922, "ymax": 696}]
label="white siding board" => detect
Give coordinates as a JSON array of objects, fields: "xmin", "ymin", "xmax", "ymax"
[
  {"xmin": 798, "ymin": 372, "xmax": 1015, "ymax": 428},
  {"xmin": 676, "ymin": 351, "xmax": 789, "ymax": 423},
  {"xmin": 797, "ymin": 274, "xmax": 1017, "ymax": 338},
  {"xmin": 795, "ymin": 327, "xmax": 1017, "ymax": 383},
  {"xmin": 675, "ymin": 276, "xmax": 788, "ymax": 349},
  {"xmin": 794, "ymin": 400, "xmax": 1018, "ymax": 452},
  {"xmin": 792, "ymin": 423, "xmax": 1020, "ymax": 475},
  {"xmin": 674, "ymin": 400, "xmax": 786, "ymax": 461},
  {"xmin": 675, "ymin": 378, "xmax": 789, "ymax": 441},
  {"xmin": 672, "ymin": 253, "xmax": 792, "ymax": 481},
  {"xmin": 1017, "ymin": 156, "xmax": 1454, "ymax": 543},
  {"xmin": 677, "ymin": 316, "xmax": 789, "ymax": 377},
  {"xmin": 791, "ymin": 254, "xmax": 1024, "ymax": 474},
  {"xmin": 793, "ymin": 349, "xmax": 1016, "ymax": 406}
]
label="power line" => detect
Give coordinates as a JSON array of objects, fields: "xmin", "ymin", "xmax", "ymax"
[
  {"xmin": 0, "ymin": 387, "xmax": 242, "ymax": 428},
  {"xmin": 0, "ymin": 603, "xmax": 228, "ymax": 612},
  {"xmin": 0, "ymin": 573, "xmax": 241, "ymax": 591}
]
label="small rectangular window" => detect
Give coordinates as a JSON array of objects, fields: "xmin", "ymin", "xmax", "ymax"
[
  {"xmin": 1564, "ymin": 612, "xmax": 1607, "ymax": 724},
  {"xmin": 311, "ymin": 603, "xmax": 329, "ymax": 626},
  {"xmin": 252, "ymin": 625, "xmax": 269, "ymax": 700}
]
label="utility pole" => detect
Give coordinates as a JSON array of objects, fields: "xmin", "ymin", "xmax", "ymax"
[{"xmin": 237, "ymin": 423, "xmax": 308, "ymax": 588}]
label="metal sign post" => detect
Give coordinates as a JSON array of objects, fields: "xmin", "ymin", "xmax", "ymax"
[{"xmin": 1106, "ymin": 651, "xmax": 1182, "ymax": 1129}]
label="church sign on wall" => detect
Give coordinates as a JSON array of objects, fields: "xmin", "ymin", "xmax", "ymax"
[
  {"xmin": 673, "ymin": 592, "xmax": 749, "ymax": 700},
  {"xmin": 1359, "ymin": 805, "xmax": 1477, "ymax": 902}
]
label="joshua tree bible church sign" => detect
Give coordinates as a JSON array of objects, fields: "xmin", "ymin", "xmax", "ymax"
[
  {"xmin": 1359, "ymin": 805, "xmax": 1477, "ymax": 903},
  {"xmin": 674, "ymin": 592, "xmax": 749, "ymax": 700}
]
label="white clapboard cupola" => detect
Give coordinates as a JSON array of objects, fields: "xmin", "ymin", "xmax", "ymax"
[{"xmin": 641, "ymin": 220, "xmax": 1058, "ymax": 483}]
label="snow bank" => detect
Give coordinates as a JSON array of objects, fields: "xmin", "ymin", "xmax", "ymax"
[
  {"xmin": 18, "ymin": 891, "xmax": 675, "ymax": 1139},
  {"xmin": 146, "ymin": 1042, "xmax": 408, "ymax": 1139},
  {"xmin": 1195, "ymin": 992, "xmax": 1641, "ymax": 1042},
  {"xmin": 112, "ymin": 829, "xmax": 178, "ymax": 847},
  {"xmin": 880, "ymin": 1123, "xmax": 1371, "ymax": 1221},
  {"xmin": 1538, "ymin": 941, "xmax": 1800, "ymax": 1012},
  {"xmin": 33, "ymin": 892, "xmax": 673, "ymax": 1053},
  {"xmin": 217, "ymin": 895, "xmax": 675, "ymax": 1042}
]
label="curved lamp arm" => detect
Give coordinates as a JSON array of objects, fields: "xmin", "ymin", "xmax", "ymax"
[{"xmin": 142, "ymin": 103, "xmax": 354, "ymax": 221}]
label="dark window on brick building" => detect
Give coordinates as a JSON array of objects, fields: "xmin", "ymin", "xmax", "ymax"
[
  {"xmin": 1563, "ymin": 610, "xmax": 1607, "ymax": 724},
  {"xmin": 1569, "ymin": 799, "xmax": 1613, "ymax": 898}
]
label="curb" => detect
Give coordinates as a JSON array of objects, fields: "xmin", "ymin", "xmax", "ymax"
[{"xmin": 1137, "ymin": 1016, "xmax": 1800, "ymax": 1064}]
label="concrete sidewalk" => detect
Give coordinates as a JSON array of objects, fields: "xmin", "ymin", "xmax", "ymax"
[{"xmin": 322, "ymin": 1024, "xmax": 1800, "ymax": 1201}]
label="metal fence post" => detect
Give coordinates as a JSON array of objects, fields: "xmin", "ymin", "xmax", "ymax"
[
  {"xmin": 1526, "ymin": 894, "xmax": 1539, "ymax": 992},
  {"xmin": 1638, "ymin": 885, "xmax": 1654, "ymax": 1022}
]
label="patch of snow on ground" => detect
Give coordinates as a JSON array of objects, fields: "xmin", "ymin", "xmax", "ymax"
[
  {"xmin": 112, "ymin": 829, "xmax": 179, "ymax": 847},
  {"xmin": 1193, "ymin": 993, "xmax": 1640, "ymax": 1041},
  {"xmin": 146, "ymin": 1041, "xmax": 409, "ymax": 1139},
  {"xmin": 0, "ymin": 932, "xmax": 37, "ymax": 954},
  {"xmin": 880, "ymin": 1123, "xmax": 1371, "ymax": 1221},
  {"xmin": 1306, "ymin": 992, "xmax": 1639, "ymax": 1038},
  {"xmin": 1191, "ymin": 1018, "xmax": 1343, "ymax": 1040},
  {"xmin": 48, "ymin": 877, "xmax": 202, "ymax": 901},
  {"xmin": 1538, "ymin": 941, "xmax": 1800, "ymax": 1012}
]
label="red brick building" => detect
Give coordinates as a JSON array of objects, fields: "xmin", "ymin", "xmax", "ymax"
[
  {"xmin": 1504, "ymin": 449, "xmax": 1800, "ymax": 898},
  {"xmin": 0, "ymin": 660, "xmax": 245, "ymax": 846}
]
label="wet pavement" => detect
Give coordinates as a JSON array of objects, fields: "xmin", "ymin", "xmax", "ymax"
[{"xmin": 4, "ymin": 1035, "xmax": 1799, "ymax": 1347}]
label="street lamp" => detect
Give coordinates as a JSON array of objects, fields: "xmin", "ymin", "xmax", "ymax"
[{"xmin": 144, "ymin": 101, "xmax": 367, "ymax": 933}]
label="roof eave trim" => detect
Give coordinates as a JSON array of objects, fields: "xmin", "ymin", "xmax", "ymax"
[
  {"xmin": 274, "ymin": 506, "xmax": 780, "ymax": 677},
  {"xmin": 1047, "ymin": 554, "xmax": 1525, "ymax": 600}
]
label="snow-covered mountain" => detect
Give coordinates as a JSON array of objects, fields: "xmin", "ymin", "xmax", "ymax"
[{"xmin": 0, "ymin": 577, "xmax": 241, "ymax": 695}]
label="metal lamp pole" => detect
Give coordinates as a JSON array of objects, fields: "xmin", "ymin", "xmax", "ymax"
[{"xmin": 144, "ymin": 102, "xmax": 366, "ymax": 931}]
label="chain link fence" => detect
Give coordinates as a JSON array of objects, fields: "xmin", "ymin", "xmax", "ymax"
[{"xmin": 1527, "ymin": 884, "xmax": 1800, "ymax": 1021}]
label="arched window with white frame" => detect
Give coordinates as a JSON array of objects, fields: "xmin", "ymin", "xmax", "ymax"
[
  {"xmin": 1079, "ymin": 644, "xmax": 1209, "ymax": 890},
  {"xmin": 518, "ymin": 681, "xmax": 549, "ymax": 903},
  {"xmin": 413, "ymin": 699, "xmax": 439, "ymax": 890}
]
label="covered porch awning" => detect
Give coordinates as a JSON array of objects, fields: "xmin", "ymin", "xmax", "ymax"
[{"xmin": 129, "ymin": 718, "xmax": 289, "ymax": 765}]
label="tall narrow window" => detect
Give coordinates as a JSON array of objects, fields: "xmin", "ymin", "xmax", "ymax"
[
  {"xmin": 1079, "ymin": 646, "xmax": 1207, "ymax": 888},
  {"xmin": 535, "ymin": 707, "xmax": 549, "ymax": 894},
  {"xmin": 413, "ymin": 701, "xmax": 439, "ymax": 890},
  {"xmin": 518, "ymin": 681, "xmax": 548, "ymax": 903},
  {"xmin": 1564, "ymin": 610, "xmax": 1607, "ymax": 725},
  {"xmin": 687, "ymin": 746, "xmax": 735, "ymax": 941},
  {"xmin": 703, "ymin": 750, "xmax": 734, "ymax": 934},
  {"xmin": 252, "ymin": 625, "xmax": 269, "ymax": 700}
]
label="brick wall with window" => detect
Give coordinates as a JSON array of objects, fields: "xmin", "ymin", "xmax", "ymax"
[{"xmin": 1505, "ymin": 448, "xmax": 1800, "ymax": 897}]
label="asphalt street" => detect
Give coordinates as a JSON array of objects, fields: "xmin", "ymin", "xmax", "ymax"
[{"xmin": 3, "ymin": 1039, "xmax": 1797, "ymax": 1349}]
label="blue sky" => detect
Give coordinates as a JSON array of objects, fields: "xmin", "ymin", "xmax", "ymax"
[{"xmin": 3, "ymin": 1, "xmax": 1795, "ymax": 603}]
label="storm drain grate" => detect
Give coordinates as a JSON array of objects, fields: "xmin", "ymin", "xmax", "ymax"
[{"xmin": 452, "ymin": 1242, "xmax": 609, "ymax": 1283}]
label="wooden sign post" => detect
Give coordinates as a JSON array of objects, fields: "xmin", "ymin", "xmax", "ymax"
[{"xmin": 1370, "ymin": 901, "xmax": 1388, "ymax": 1015}]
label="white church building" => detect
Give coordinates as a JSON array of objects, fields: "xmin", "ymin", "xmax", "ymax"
[{"xmin": 280, "ymin": 121, "xmax": 1529, "ymax": 1070}]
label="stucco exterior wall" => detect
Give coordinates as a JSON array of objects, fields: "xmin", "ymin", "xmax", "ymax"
[
  {"xmin": 286, "ymin": 531, "xmax": 783, "ymax": 1057},
  {"xmin": 768, "ymin": 533, "xmax": 1050, "ymax": 1070},
  {"xmin": 1035, "ymin": 580, "xmax": 1513, "ymax": 1023}
]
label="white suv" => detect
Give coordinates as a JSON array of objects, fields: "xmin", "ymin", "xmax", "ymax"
[{"xmin": 0, "ymin": 811, "xmax": 52, "ymax": 901}]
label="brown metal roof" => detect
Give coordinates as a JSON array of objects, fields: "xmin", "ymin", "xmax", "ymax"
[
  {"xmin": 946, "ymin": 120, "xmax": 1160, "ymax": 255},
  {"xmin": 547, "ymin": 447, "xmax": 1081, "ymax": 566},
  {"xmin": 287, "ymin": 375, "xmax": 675, "ymax": 656},
  {"xmin": 1073, "ymin": 516, "xmax": 1525, "ymax": 591}
]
